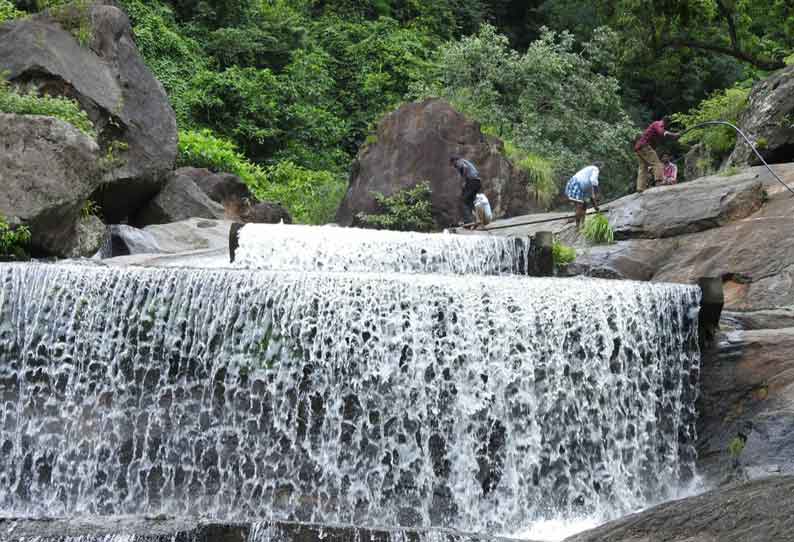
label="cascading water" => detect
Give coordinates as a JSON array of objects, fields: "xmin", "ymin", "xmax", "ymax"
[
  {"xmin": 233, "ymin": 224, "xmax": 529, "ymax": 275},
  {"xmin": 0, "ymin": 261, "xmax": 700, "ymax": 538}
]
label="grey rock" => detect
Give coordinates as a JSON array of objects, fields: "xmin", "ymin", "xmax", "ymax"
[
  {"xmin": 65, "ymin": 215, "xmax": 106, "ymax": 258},
  {"xmin": 567, "ymin": 475, "xmax": 794, "ymax": 542},
  {"xmin": 241, "ymin": 201, "xmax": 293, "ymax": 224},
  {"xmin": 697, "ymin": 327, "xmax": 794, "ymax": 484},
  {"xmin": 684, "ymin": 142, "xmax": 718, "ymax": 182},
  {"xmin": 183, "ymin": 167, "xmax": 254, "ymax": 206},
  {"xmin": 336, "ymin": 99, "xmax": 537, "ymax": 228},
  {"xmin": 0, "ymin": 113, "xmax": 102, "ymax": 257},
  {"xmin": 729, "ymin": 65, "xmax": 794, "ymax": 166},
  {"xmin": 134, "ymin": 170, "xmax": 225, "ymax": 226},
  {"xmin": 0, "ymin": 3, "xmax": 178, "ymax": 222},
  {"xmin": 607, "ymin": 171, "xmax": 764, "ymax": 239},
  {"xmin": 721, "ymin": 308, "xmax": 794, "ymax": 331}
]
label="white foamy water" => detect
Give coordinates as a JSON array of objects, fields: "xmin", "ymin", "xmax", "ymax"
[
  {"xmin": 233, "ymin": 224, "xmax": 529, "ymax": 274},
  {"xmin": 0, "ymin": 263, "xmax": 700, "ymax": 535}
]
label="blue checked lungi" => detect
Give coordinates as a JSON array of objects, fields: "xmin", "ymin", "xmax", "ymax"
[{"xmin": 565, "ymin": 177, "xmax": 584, "ymax": 203}]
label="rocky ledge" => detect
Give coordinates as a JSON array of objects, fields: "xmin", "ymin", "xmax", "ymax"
[{"xmin": 568, "ymin": 475, "xmax": 794, "ymax": 542}]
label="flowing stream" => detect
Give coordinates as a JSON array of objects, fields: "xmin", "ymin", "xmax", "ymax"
[{"xmin": 0, "ymin": 258, "xmax": 700, "ymax": 540}]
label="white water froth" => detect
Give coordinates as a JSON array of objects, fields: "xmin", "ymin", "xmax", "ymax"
[
  {"xmin": 234, "ymin": 224, "xmax": 528, "ymax": 274},
  {"xmin": 0, "ymin": 263, "xmax": 700, "ymax": 534}
]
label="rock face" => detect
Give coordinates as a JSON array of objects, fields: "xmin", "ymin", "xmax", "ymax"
[
  {"xmin": 0, "ymin": 2, "xmax": 178, "ymax": 222},
  {"xmin": 568, "ymin": 475, "xmax": 794, "ymax": 542},
  {"xmin": 729, "ymin": 65, "xmax": 794, "ymax": 166},
  {"xmin": 134, "ymin": 169, "xmax": 225, "ymax": 226},
  {"xmin": 606, "ymin": 171, "xmax": 765, "ymax": 239},
  {"xmin": 698, "ymin": 328, "xmax": 794, "ymax": 483},
  {"xmin": 336, "ymin": 99, "xmax": 536, "ymax": 227},
  {"xmin": 66, "ymin": 215, "xmax": 106, "ymax": 258},
  {"xmin": 0, "ymin": 113, "xmax": 102, "ymax": 256}
]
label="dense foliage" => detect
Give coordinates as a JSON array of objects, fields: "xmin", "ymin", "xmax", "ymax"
[
  {"xmin": 0, "ymin": 77, "xmax": 96, "ymax": 137},
  {"xmin": 358, "ymin": 183, "xmax": 435, "ymax": 232},
  {"xmin": 5, "ymin": 0, "xmax": 792, "ymax": 222}
]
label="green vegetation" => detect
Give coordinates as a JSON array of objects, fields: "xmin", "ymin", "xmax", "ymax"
[
  {"xmin": 552, "ymin": 241, "xmax": 576, "ymax": 266},
  {"xmin": 0, "ymin": 77, "xmax": 95, "ymax": 137},
  {"xmin": 177, "ymin": 129, "xmax": 344, "ymax": 224},
  {"xmin": 728, "ymin": 435, "xmax": 746, "ymax": 459},
  {"xmin": 41, "ymin": 0, "xmax": 93, "ymax": 46},
  {"xmin": 582, "ymin": 213, "xmax": 615, "ymax": 245},
  {"xmin": 674, "ymin": 84, "xmax": 752, "ymax": 159},
  {"xmin": 0, "ymin": 215, "xmax": 31, "ymax": 258},
  {"xmin": 358, "ymin": 183, "xmax": 434, "ymax": 232},
  {"xmin": 80, "ymin": 200, "xmax": 100, "ymax": 219},
  {"xmin": 0, "ymin": 0, "xmax": 23, "ymax": 22},
  {"xmin": 7, "ymin": 0, "xmax": 792, "ymax": 224}
]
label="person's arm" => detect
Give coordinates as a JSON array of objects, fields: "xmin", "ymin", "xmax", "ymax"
[{"xmin": 591, "ymin": 187, "xmax": 600, "ymax": 211}]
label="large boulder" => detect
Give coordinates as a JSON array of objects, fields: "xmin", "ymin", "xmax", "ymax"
[
  {"xmin": 568, "ymin": 475, "xmax": 794, "ymax": 542},
  {"xmin": 0, "ymin": 113, "xmax": 102, "ymax": 256},
  {"xmin": 729, "ymin": 65, "xmax": 794, "ymax": 166},
  {"xmin": 606, "ymin": 171, "xmax": 765, "ymax": 239},
  {"xmin": 134, "ymin": 167, "xmax": 293, "ymax": 226},
  {"xmin": 241, "ymin": 201, "xmax": 293, "ymax": 224},
  {"xmin": 184, "ymin": 167, "xmax": 255, "ymax": 213},
  {"xmin": 0, "ymin": 2, "xmax": 178, "ymax": 222},
  {"xmin": 336, "ymin": 99, "xmax": 536, "ymax": 227},
  {"xmin": 134, "ymin": 170, "xmax": 225, "ymax": 226}
]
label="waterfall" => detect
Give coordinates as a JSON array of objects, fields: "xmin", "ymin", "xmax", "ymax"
[
  {"xmin": 233, "ymin": 224, "xmax": 529, "ymax": 274},
  {"xmin": 0, "ymin": 262, "xmax": 700, "ymax": 534}
]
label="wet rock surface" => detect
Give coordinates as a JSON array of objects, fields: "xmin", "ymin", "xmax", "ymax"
[
  {"xmin": 336, "ymin": 99, "xmax": 536, "ymax": 228},
  {"xmin": 1, "ymin": 518, "xmax": 521, "ymax": 542},
  {"xmin": 566, "ymin": 475, "xmax": 794, "ymax": 542}
]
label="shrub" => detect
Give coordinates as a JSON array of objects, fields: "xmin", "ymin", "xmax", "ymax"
[
  {"xmin": 517, "ymin": 153, "xmax": 556, "ymax": 208},
  {"xmin": 552, "ymin": 241, "xmax": 576, "ymax": 266},
  {"xmin": 177, "ymin": 129, "xmax": 265, "ymax": 185},
  {"xmin": 582, "ymin": 213, "xmax": 614, "ymax": 245},
  {"xmin": 178, "ymin": 129, "xmax": 345, "ymax": 225},
  {"xmin": 674, "ymin": 84, "xmax": 751, "ymax": 157},
  {"xmin": 358, "ymin": 183, "xmax": 435, "ymax": 232},
  {"xmin": 258, "ymin": 161, "xmax": 346, "ymax": 225},
  {"xmin": 0, "ymin": 215, "xmax": 32, "ymax": 258},
  {"xmin": 0, "ymin": 0, "xmax": 24, "ymax": 22},
  {"xmin": 0, "ymin": 76, "xmax": 95, "ymax": 138}
]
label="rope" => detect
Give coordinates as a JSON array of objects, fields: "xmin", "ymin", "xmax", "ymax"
[{"xmin": 680, "ymin": 120, "xmax": 794, "ymax": 197}]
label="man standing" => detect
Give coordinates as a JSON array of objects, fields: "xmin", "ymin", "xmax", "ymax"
[
  {"xmin": 634, "ymin": 117, "xmax": 679, "ymax": 192},
  {"xmin": 565, "ymin": 163, "xmax": 601, "ymax": 229},
  {"xmin": 450, "ymin": 155, "xmax": 482, "ymax": 224}
]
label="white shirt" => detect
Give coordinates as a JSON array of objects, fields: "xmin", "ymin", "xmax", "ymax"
[{"xmin": 572, "ymin": 165, "xmax": 599, "ymax": 195}]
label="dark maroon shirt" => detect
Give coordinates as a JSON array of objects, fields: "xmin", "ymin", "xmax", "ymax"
[{"xmin": 634, "ymin": 120, "xmax": 666, "ymax": 151}]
